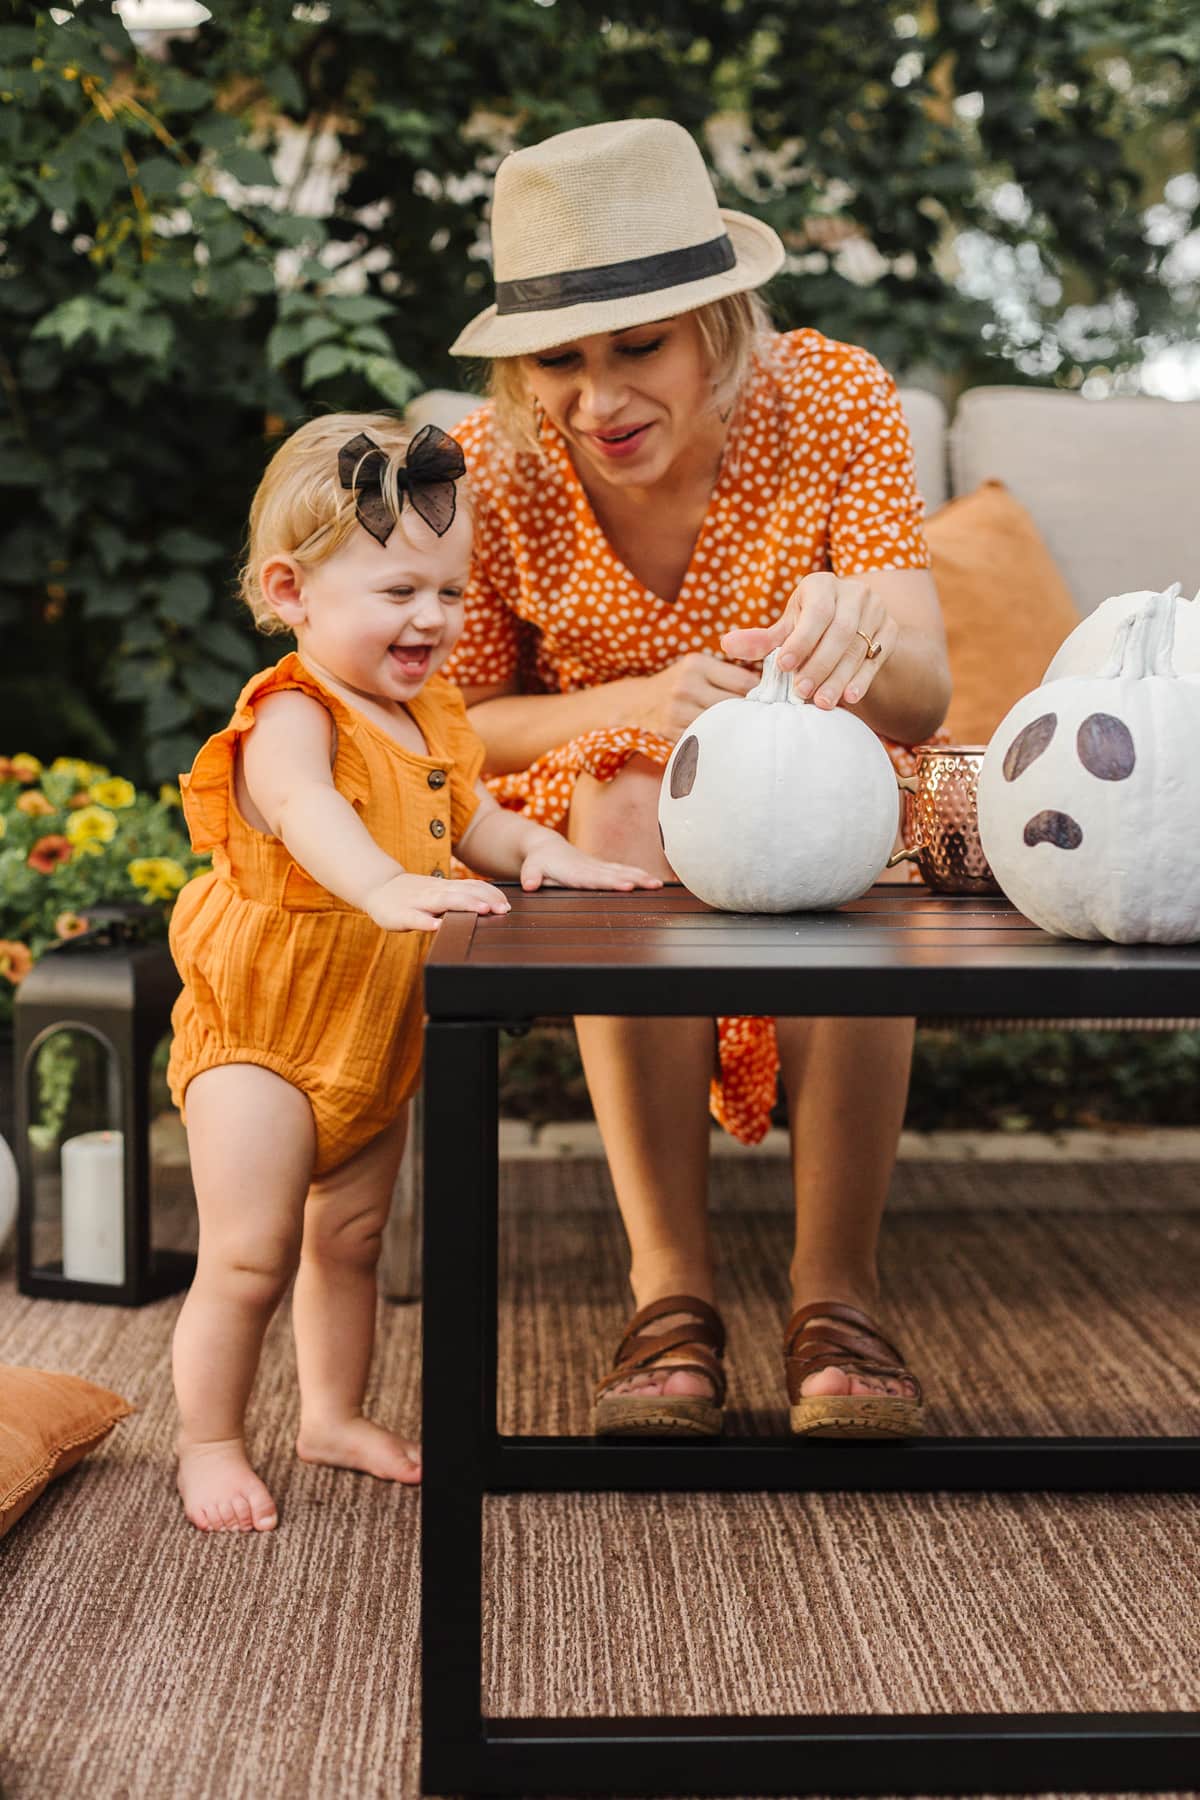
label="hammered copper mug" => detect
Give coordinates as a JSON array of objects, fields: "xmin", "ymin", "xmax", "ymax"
[{"xmin": 886, "ymin": 745, "xmax": 1001, "ymax": 894}]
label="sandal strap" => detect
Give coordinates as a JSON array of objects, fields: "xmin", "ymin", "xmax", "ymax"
[
  {"xmin": 615, "ymin": 1294, "xmax": 725, "ymax": 1364},
  {"xmin": 784, "ymin": 1301, "xmax": 922, "ymax": 1405}
]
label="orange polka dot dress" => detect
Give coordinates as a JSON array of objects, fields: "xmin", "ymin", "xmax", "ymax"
[
  {"xmin": 445, "ymin": 328, "xmax": 939, "ymax": 1144},
  {"xmin": 167, "ymin": 653, "xmax": 483, "ymax": 1175}
]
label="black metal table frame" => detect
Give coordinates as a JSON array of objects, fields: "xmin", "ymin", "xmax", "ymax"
[{"xmin": 420, "ymin": 894, "xmax": 1200, "ymax": 1796}]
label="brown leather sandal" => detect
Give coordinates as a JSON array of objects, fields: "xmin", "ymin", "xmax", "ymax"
[
  {"xmin": 592, "ymin": 1295, "xmax": 726, "ymax": 1438},
  {"xmin": 785, "ymin": 1301, "xmax": 924, "ymax": 1439}
]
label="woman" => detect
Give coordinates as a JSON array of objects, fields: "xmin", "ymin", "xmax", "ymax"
[{"xmin": 445, "ymin": 117, "xmax": 951, "ymax": 1439}]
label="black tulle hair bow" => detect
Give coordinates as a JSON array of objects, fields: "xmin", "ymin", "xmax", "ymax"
[{"xmin": 338, "ymin": 423, "xmax": 466, "ymax": 545}]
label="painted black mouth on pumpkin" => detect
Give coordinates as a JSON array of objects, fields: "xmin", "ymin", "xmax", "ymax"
[{"xmin": 1023, "ymin": 809, "xmax": 1083, "ymax": 850}]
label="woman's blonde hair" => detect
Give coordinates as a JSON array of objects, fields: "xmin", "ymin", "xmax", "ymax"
[
  {"xmin": 239, "ymin": 411, "xmax": 428, "ymax": 633},
  {"xmin": 486, "ymin": 289, "xmax": 774, "ymax": 456}
]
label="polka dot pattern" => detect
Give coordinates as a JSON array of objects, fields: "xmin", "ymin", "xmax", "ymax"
[{"xmin": 446, "ymin": 329, "xmax": 942, "ymax": 1143}]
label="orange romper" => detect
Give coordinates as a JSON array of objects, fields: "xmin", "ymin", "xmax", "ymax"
[
  {"xmin": 167, "ymin": 653, "xmax": 484, "ymax": 1175},
  {"xmin": 445, "ymin": 328, "xmax": 939, "ymax": 1144}
]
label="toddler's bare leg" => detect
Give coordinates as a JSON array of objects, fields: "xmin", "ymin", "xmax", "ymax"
[
  {"xmin": 173, "ymin": 1064, "xmax": 315, "ymax": 1531},
  {"xmin": 293, "ymin": 1107, "xmax": 420, "ymax": 1484}
]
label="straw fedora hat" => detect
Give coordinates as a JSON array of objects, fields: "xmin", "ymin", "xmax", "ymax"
[{"xmin": 450, "ymin": 118, "xmax": 785, "ymax": 359}]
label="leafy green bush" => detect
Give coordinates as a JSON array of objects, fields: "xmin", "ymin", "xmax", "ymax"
[{"xmin": 2, "ymin": 2, "xmax": 1196, "ymax": 780}]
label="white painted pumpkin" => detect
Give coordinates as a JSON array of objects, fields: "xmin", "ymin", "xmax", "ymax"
[
  {"xmin": 978, "ymin": 586, "xmax": 1200, "ymax": 943},
  {"xmin": 1043, "ymin": 581, "xmax": 1200, "ymax": 682},
  {"xmin": 658, "ymin": 651, "xmax": 899, "ymax": 912}
]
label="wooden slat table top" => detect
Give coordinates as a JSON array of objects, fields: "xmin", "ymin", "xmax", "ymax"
[{"xmin": 424, "ymin": 885, "xmax": 1200, "ymax": 1023}]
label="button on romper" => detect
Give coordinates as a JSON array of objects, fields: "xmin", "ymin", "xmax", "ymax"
[{"xmin": 167, "ymin": 653, "xmax": 484, "ymax": 1175}]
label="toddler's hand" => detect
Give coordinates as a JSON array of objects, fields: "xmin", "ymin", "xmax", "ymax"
[
  {"xmin": 519, "ymin": 841, "xmax": 663, "ymax": 894},
  {"xmin": 363, "ymin": 873, "xmax": 511, "ymax": 933}
]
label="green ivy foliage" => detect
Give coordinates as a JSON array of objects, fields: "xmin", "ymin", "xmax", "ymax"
[{"xmin": 1, "ymin": 1, "xmax": 1196, "ymax": 781}]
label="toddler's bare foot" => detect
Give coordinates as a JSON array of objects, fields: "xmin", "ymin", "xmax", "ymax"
[
  {"xmin": 177, "ymin": 1435, "xmax": 279, "ymax": 1533},
  {"xmin": 295, "ymin": 1416, "xmax": 422, "ymax": 1485}
]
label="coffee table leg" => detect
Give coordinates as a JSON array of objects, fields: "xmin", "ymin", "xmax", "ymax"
[{"xmin": 421, "ymin": 1019, "xmax": 498, "ymax": 1795}]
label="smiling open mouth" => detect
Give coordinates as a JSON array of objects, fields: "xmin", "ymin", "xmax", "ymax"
[{"xmin": 389, "ymin": 644, "xmax": 433, "ymax": 675}]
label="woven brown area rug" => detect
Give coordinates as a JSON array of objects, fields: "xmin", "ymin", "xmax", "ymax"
[{"xmin": 1, "ymin": 1154, "xmax": 1198, "ymax": 1800}]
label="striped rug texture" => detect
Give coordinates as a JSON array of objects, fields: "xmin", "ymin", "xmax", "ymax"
[{"xmin": 1, "ymin": 1154, "xmax": 1197, "ymax": 1799}]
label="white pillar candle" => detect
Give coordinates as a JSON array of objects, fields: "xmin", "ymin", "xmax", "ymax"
[{"xmin": 61, "ymin": 1130, "xmax": 125, "ymax": 1285}]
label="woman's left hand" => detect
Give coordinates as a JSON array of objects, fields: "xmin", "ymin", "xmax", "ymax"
[{"xmin": 720, "ymin": 573, "xmax": 897, "ymax": 711}]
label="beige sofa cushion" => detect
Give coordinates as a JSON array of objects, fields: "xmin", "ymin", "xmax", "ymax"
[
  {"xmin": 949, "ymin": 387, "xmax": 1200, "ymax": 616},
  {"xmin": 897, "ymin": 386, "xmax": 948, "ymax": 515}
]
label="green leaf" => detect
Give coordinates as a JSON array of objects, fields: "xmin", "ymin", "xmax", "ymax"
[
  {"xmin": 303, "ymin": 342, "xmax": 351, "ymax": 386},
  {"xmin": 181, "ymin": 658, "xmax": 240, "ymax": 709},
  {"xmin": 330, "ymin": 295, "xmax": 395, "ymax": 325},
  {"xmin": 220, "ymin": 148, "xmax": 277, "ymax": 188},
  {"xmin": 362, "ymin": 355, "xmax": 421, "ymax": 407},
  {"xmin": 160, "ymin": 529, "xmax": 223, "ymax": 565},
  {"xmin": 159, "ymin": 571, "xmax": 211, "ymax": 626},
  {"xmin": 144, "ymin": 684, "xmax": 194, "ymax": 734},
  {"xmin": 83, "ymin": 585, "xmax": 139, "ymax": 620},
  {"xmin": 265, "ymin": 63, "xmax": 305, "ymax": 113},
  {"xmin": 201, "ymin": 619, "xmax": 259, "ymax": 671},
  {"xmin": 147, "ymin": 730, "xmax": 202, "ymax": 786}
]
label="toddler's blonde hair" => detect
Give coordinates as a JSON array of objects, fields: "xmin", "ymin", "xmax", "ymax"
[
  {"xmin": 240, "ymin": 412, "xmax": 434, "ymax": 634},
  {"xmin": 487, "ymin": 290, "xmax": 773, "ymax": 456}
]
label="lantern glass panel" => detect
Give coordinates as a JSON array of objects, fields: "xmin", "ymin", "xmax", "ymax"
[
  {"xmin": 25, "ymin": 1026, "xmax": 124, "ymax": 1284},
  {"xmin": 149, "ymin": 1031, "xmax": 197, "ymax": 1261}
]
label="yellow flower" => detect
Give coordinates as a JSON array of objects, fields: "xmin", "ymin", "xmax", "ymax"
[
  {"xmin": 159, "ymin": 783, "xmax": 182, "ymax": 808},
  {"xmin": 66, "ymin": 804, "xmax": 118, "ymax": 847},
  {"xmin": 128, "ymin": 856, "xmax": 188, "ymax": 901},
  {"xmin": 9, "ymin": 754, "xmax": 42, "ymax": 784},
  {"xmin": 50, "ymin": 756, "xmax": 98, "ymax": 784},
  {"xmin": 89, "ymin": 776, "xmax": 136, "ymax": 810},
  {"xmin": 0, "ymin": 815, "xmax": 5, "ymax": 840}
]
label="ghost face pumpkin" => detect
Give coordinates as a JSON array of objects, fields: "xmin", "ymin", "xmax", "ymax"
[
  {"xmin": 658, "ymin": 651, "xmax": 900, "ymax": 912},
  {"xmin": 978, "ymin": 588, "xmax": 1200, "ymax": 943},
  {"xmin": 1043, "ymin": 581, "xmax": 1200, "ymax": 683}
]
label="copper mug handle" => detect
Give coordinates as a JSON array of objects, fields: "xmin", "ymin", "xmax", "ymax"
[{"xmin": 886, "ymin": 774, "xmax": 921, "ymax": 871}]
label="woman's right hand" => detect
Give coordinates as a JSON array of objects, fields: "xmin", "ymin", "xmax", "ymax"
[
  {"xmin": 362, "ymin": 873, "xmax": 511, "ymax": 933},
  {"xmin": 624, "ymin": 652, "xmax": 761, "ymax": 741}
]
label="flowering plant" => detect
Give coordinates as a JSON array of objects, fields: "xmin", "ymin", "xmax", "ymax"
[{"xmin": 0, "ymin": 754, "xmax": 207, "ymax": 1028}]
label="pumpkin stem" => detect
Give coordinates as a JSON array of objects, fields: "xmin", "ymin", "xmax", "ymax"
[
  {"xmin": 1100, "ymin": 582, "xmax": 1182, "ymax": 680},
  {"xmin": 748, "ymin": 648, "xmax": 805, "ymax": 706}
]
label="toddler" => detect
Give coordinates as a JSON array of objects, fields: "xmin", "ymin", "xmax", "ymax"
[{"xmin": 167, "ymin": 412, "xmax": 659, "ymax": 1532}]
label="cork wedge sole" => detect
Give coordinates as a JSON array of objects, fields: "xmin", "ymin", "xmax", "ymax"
[
  {"xmin": 592, "ymin": 1394, "xmax": 724, "ymax": 1438},
  {"xmin": 789, "ymin": 1393, "xmax": 924, "ymax": 1439}
]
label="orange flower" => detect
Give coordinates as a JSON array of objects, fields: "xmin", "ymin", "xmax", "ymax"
[
  {"xmin": 16, "ymin": 789, "xmax": 55, "ymax": 817},
  {"xmin": 27, "ymin": 834, "xmax": 73, "ymax": 873},
  {"xmin": 55, "ymin": 911, "xmax": 91, "ymax": 939},
  {"xmin": 0, "ymin": 940, "xmax": 33, "ymax": 984}
]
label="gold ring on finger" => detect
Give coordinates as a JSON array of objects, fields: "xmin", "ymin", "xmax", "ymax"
[{"xmin": 855, "ymin": 628, "xmax": 883, "ymax": 661}]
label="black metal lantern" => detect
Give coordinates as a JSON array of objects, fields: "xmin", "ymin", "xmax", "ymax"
[{"xmin": 15, "ymin": 907, "xmax": 196, "ymax": 1305}]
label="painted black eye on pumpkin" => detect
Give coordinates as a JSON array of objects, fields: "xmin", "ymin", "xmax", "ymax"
[
  {"xmin": 1002, "ymin": 713, "xmax": 1057, "ymax": 781},
  {"xmin": 1077, "ymin": 712, "xmax": 1136, "ymax": 781},
  {"xmin": 670, "ymin": 733, "xmax": 700, "ymax": 798}
]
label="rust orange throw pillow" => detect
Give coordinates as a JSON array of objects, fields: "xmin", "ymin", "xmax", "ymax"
[
  {"xmin": 0, "ymin": 1364, "xmax": 132, "ymax": 1538},
  {"xmin": 925, "ymin": 479, "xmax": 1082, "ymax": 745}
]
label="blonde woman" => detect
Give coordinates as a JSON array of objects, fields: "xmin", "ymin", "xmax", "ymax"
[{"xmin": 445, "ymin": 119, "xmax": 951, "ymax": 1440}]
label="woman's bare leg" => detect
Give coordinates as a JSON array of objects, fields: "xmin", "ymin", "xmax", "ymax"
[
  {"xmin": 173, "ymin": 1064, "xmax": 314, "ymax": 1532},
  {"xmin": 293, "ymin": 1106, "xmax": 420, "ymax": 1484},
  {"xmin": 776, "ymin": 1015, "xmax": 918, "ymax": 1398},
  {"xmin": 570, "ymin": 756, "xmax": 716, "ymax": 1399}
]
